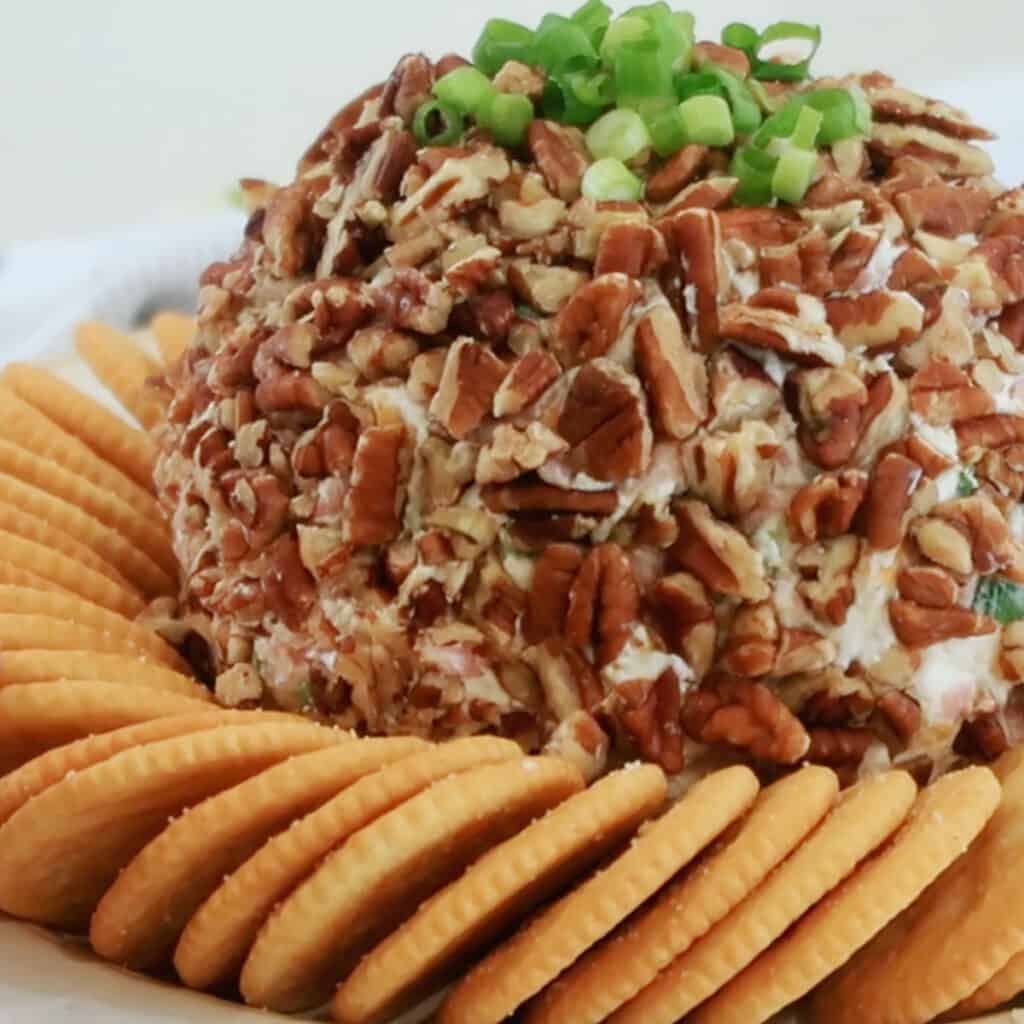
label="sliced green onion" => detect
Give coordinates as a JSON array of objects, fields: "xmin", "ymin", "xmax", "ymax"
[
  {"xmin": 974, "ymin": 577, "xmax": 1024, "ymax": 625},
  {"xmin": 472, "ymin": 19, "xmax": 535, "ymax": 77},
  {"xmin": 534, "ymin": 14, "xmax": 600, "ymax": 75},
  {"xmin": 480, "ymin": 92, "xmax": 535, "ymax": 148},
  {"xmin": 542, "ymin": 73, "xmax": 610, "ymax": 126},
  {"xmin": 753, "ymin": 21, "xmax": 822, "ymax": 82},
  {"xmin": 624, "ymin": 2, "xmax": 694, "ymax": 69},
  {"xmin": 599, "ymin": 15, "xmax": 652, "ymax": 65},
  {"xmin": 582, "ymin": 157, "xmax": 644, "ymax": 201},
  {"xmin": 698, "ymin": 65, "xmax": 762, "ymax": 135},
  {"xmin": 645, "ymin": 104, "xmax": 688, "ymax": 156},
  {"xmin": 772, "ymin": 145, "xmax": 819, "ymax": 203},
  {"xmin": 412, "ymin": 100, "xmax": 466, "ymax": 147},
  {"xmin": 788, "ymin": 105, "xmax": 824, "ymax": 150},
  {"xmin": 803, "ymin": 88, "xmax": 869, "ymax": 145},
  {"xmin": 678, "ymin": 94, "xmax": 735, "ymax": 147},
  {"xmin": 747, "ymin": 78, "xmax": 790, "ymax": 114},
  {"xmin": 571, "ymin": 0, "xmax": 613, "ymax": 47},
  {"xmin": 751, "ymin": 95, "xmax": 809, "ymax": 148},
  {"xmin": 586, "ymin": 108, "xmax": 652, "ymax": 161},
  {"xmin": 614, "ymin": 38, "xmax": 676, "ymax": 113},
  {"xmin": 848, "ymin": 84, "xmax": 874, "ymax": 135},
  {"xmin": 730, "ymin": 145, "xmax": 777, "ymax": 206},
  {"xmin": 433, "ymin": 66, "xmax": 496, "ymax": 118},
  {"xmin": 721, "ymin": 21, "xmax": 759, "ymax": 58},
  {"xmin": 675, "ymin": 71, "xmax": 726, "ymax": 103},
  {"xmin": 957, "ymin": 467, "xmax": 979, "ymax": 498}
]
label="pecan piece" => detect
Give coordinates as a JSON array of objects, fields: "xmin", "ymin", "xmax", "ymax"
[
  {"xmin": 543, "ymin": 711, "xmax": 610, "ymax": 783},
  {"xmin": 594, "ymin": 222, "xmax": 669, "ymax": 277},
  {"xmin": 864, "ymin": 452, "xmax": 922, "ymax": 551},
  {"xmin": 720, "ymin": 602, "xmax": 779, "ymax": 678},
  {"xmin": 796, "ymin": 536, "xmax": 860, "ymax": 626},
  {"xmin": 789, "ymin": 367, "xmax": 868, "ymax": 470},
  {"xmin": 866, "ymin": 83, "xmax": 995, "ymax": 141},
  {"xmin": 646, "ymin": 145, "xmax": 709, "ymax": 203},
  {"xmin": 493, "ymin": 60, "xmax": 546, "ymax": 100},
  {"xmin": 774, "ymin": 630, "xmax": 837, "ymax": 677},
  {"xmin": 670, "ymin": 499, "xmax": 770, "ymax": 601},
  {"xmin": 430, "ymin": 338, "xmax": 508, "ymax": 440},
  {"xmin": 476, "ymin": 423, "xmax": 567, "ymax": 485},
  {"xmin": 293, "ymin": 401, "xmax": 360, "ymax": 477},
  {"xmin": 553, "ymin": 274, "xmax": 642, "ymax": 365},
  {"xmin": 789, "ymin": 471, "xmax": 869, "ymax": 544},
  {"xmin": 380, "ymin": 53, "xmax": 434, "ymax": 123},
  {"xmin": 661, "ymin": 207, "xmax": 724, "ymax": 347},
  {"xmin": 894, "ymin": 183, "xmax": 992, "ymax": 237},
  {"xmin": 897, "ymin": 566, "xmax": 958, "ymax": 609},
  {"xmin": 283, "ymin": 278, "xmax": 375, "ymax": 352},
  {"xmin": 875, "ymin": 690, "xmax": 923, "ymax": 747},
  {"xmin": 618, "ymin": 669, "xmax": 685, "ymax": 774},
  {"xmin": 634, "ymin": 306, "xmax": 709, "ymax": 441},
  {"xmin": 870, "ymin": 123, "xmax": 995, "ymax": 178},
  {"xmin": 1000, "ymin": 621, "xmax": 1024, "ymax": 681},
  {"xmin": 806, "ymin": 728, "xmax": 876, "ymax": 767},
  {"xmin": 708, "ymin": 348, "xmax": 780, "ymax": 430},
  {"xmin": 344, "ymin": 425, "xmax": 407, "ymax": 545},
  {"xmin": 650, "ymin": 573, "xmax": 715, "ymax": 680},
  {"xmin": 825, "ymin": 290, "xmax": 925, "ymax": 351},
  {"xmin": 507, "ymin": 262, "xmax": 586, "ymax": 317},
  {"xmin": 911, "ymin": 516, "xmax": 974, "ymax": 575},
  {"xmin": 524, "ymin": 544, "xmax": 584, "ymax": 645},
  {"xmin": 527, "ymin": 120, "xmax": 591, "ymax": 201},
  {"xmin": 253, "ymin": 328, "xmax": 330, "ymax": 415},
  {"xmin": 889, "ymin": 600, "xmax": 997, "ymax": 647},
  {"xmin": 565, "ymin": 543, "xmax": 640, "ymax": 666},
  {"xmin": 954, "ymin": 713, "xmax": 1010, "ymax": 762},
  {"xmin": 933, "ymin": 494, "xmax": 1018, "ymax": 574},
  {"xmin": 372, "ymin": 268, "xmax": 453, "ymax": 335},
  {"xmin": 493, "ymin": 352, "xmax": 561, "ymax": 418},
  {"xmin": 394, "ymin": 146, "xmax": 510, "ymax": 226},
  {"xmin": 222, "ymin": 470, "xmax": 291, "ymax": 560},
  {"xmin": 347, "ymin": 327, "xmax": 418, "ymax": 382},
  {"xmin": 263, "ymin": 182, "xmax": 318, "ymax": 278},
  {"xmin": 692, "ymin": 40, "xmax": 751, "ymax": 77},
  {"xmin": 262, "ymin": 535, "xmax": 318, "ymax": 631},
  {"xmin": 681, "ymin": 677, "xmax": 811, "ymax": 764},
  {"xmin": 957, "ymin": 415, "xmax": 1024, "ymax": 451},
  {"xmin": 721, "ymin": 289, "xmax": 846, "ymax": 366},
  {"xmin": 482, "ymin": 481, "xmax": 618, "ymax": 517},
  {"xmin": 909, "ymin": 361, "xmax": 995, "ymax": 426},
  {"xmin": 682, "ymin": 421, "xmax": 779, "ymax": 520},
  {"xmin": 557, "ymin": 359, "xmax": 653, "ymax": 483}
]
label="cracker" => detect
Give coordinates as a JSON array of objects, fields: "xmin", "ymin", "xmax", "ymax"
[
  {"xmin": 335, "ymin": 764, "xmax": 669, "ymax": 1024},
  {"xmin": 150, "ymin": 311, "xmax": 196, "ymax": 367},
  {"xmin": 808, "ymin": 763, "xmax": 1011, "ymax": 1024},
  {"xmin": 0, "ymin": 362, "xmax": 158, "ymax": 492},
  {"xmin": 440, "ymin": 765, "xmax": 760, "ymax": 1024},
  {"xmin": 0, "ymin": 586, "xmax": 185, "ymax": 671},
  {"xmin": 0, "ymin": 680, "xmax": 211, "ymax": 773},
  {"xmin": 612, "ymin": 770, "xmax": 916, "ymax": 1024},
  {"xmin": 0, "ymin": 500, "xmax": 132, "ymax": 590},
  {"xmin": 76, "ymin": 320, "xmax": 168, "ymax": 430},
  {"xmin": 0, "ymin": 720, "xmax": 339, "ymax": 930},
  {"xmin": 175, "ymin": 736, "xmax": 522, "ymax": 993},
  {"xmin": 0, "ymin": 560, "xmax": 64, "ymax": 594},
  {"xmin": 0, "ymin": 649, "xmax": 208, "ymax": 702},
  {"xmin": 952, "ymin": 956, "xmax": 1024, "ymax": 1020},
  {"xmin": 239, "ymin": 757, "xmax": 583, "ymax": 1013},
  {"xmin": 0, "ymin": 475, "xmax": 174, "ymax": 597},
  {"xmin": 0, "ymin": 709, "xmax": 295, "ymax": 827},
  {"xmin": 530, "ymin": 765, "xmax": 838, "ymax": 1024},
  {"xmin": 0, "ymin": 385, "xmax": 160, "ymax": 519},
  {"xmin": 0, "ymin": 443, "xmax": 175, "ymax": 576},
  {"xmin": 91, "ymin": 737, "xmax": 427, "ymax": 970}
]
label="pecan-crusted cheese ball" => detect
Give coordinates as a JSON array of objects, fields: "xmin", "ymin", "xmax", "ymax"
[{"xmin": 156, "ymin": 5, "xmax": 1024, "ymax": 783}]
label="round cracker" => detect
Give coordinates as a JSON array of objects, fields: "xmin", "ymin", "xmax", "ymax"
[
  {"xmin": 0, "ymin": 474, "xmax": 173, "ymax": 597},
  {"xmin": 0, "ymin": 362, "xmax": 159, "ymax": 492},
  {"xmin": 0, "ymin": 710, "xmax": 303, "ymax": 828},
  {"xmin": 150, "ymin": 312, "xmax": 196, "ymax": 367},
  {"xmin": 0, "ymin": 649, "xmax": 209, "ymax": 702},
  {"xmin": 0, "ymin": 586, "xmax": 187, "ymax": 672},
  {"xmin": 529, "ymin": 765, "xmax": 838, "ymax": 1024},
  {"xmin": 440, "ymin": 765, "xmax": 761, "ymax": 1024},
  {"xmin": 951, "ymin": 956, "xmax": 1024, "ymax": 1020},
  {"xmin": 613, "ymin": 770, "xmax": 917, "ymax": 1024},
  {"xmin": 91, "ymin": 737, "xmax": 427, "ymax": 970},
  {"xmin": 175, "ymin": 736, "xmax": 523, "ymax": 993},
  {"xmin": 807, "ymin": 763, "xmax": 1009, "ymax": 1024},
  {"xmin": 335, "ymin": 764, "xmax": 669, "ymax": 1024},
  {"xmin": 0, "ymin": 720, "xmax": 341, "ymax": 930},
  {"xmin": 0, "ymin": 680, "xmax": 211, "ymax": 774},
  {"xmin": 240, "ymin": 757, "xmax": 584, "ymax": 1013}
]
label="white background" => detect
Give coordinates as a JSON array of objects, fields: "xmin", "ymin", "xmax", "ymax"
[{"xmin": 2, "ymin": 0, "xmax": 1022, "ymax": 245}]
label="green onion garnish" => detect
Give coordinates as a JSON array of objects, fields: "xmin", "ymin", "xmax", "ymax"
[
  {"xmin": 730, "ymin": 144, "xmax": 777, "ymax": 206},
  {"xmin": 787, "ymin": 105, "xmax": 824, "ymax": 150},
  {"xmin": 624, "ymin": 2, "xmax": 695, "ymax": 70},
  {"xmin": 472, "ymin": 19, "xmax": 535, "ymax": 77},
  {"xmin": 412, "ymin": 100, "xmax": 466, "ymax": 147},
  {"xmin": 771, "ymin": 145, "xmax": 819, "ymax": 203},
  {"xmin": 721, "ymin": 21, "xmax": 759, "ymax": 56},
  {"xmin": 582, "ymin": 156, "xmax": 644, "ymax": 200},
  {"xmin": 751, "ymin": 95, "xmax": 809, "ymax": 149},
  {"xmin": 543, "ymin": 71, "xmax": 612, "ymax": 125},
  {"xmin": 613, "ymin": 37, "xmax": 676, "ymax": 112},
  {"xmin": 599, "ymin": 14, "xmax": 652, "ymax": 65},
  {"xmin": 645, "ymin": 104, "xmax": 688, "ymax": 156},
  {"xmin": 480, "ymin": 92, "xmax": 535, "ymax": 148},
  {"xmin": 586, "ymin": 107, "xmax": 652, "ymax": 161},
  {"xmin": 957, "ymin": 468, "xmax": 979, "ymax": 498},
  {"xmin": 675, "ymin": 70, "xmax": 726, "ymax": 103},
  {"xmin": 678, "ymin": 94, "xmax": 735, "ymax": 147},
  {"xmin": 696, "ymin": 65, "xmax": 762, "ymax": 135},
  {"xmin": 571, "ymin": 0, "xmax": 613, "ymax": 47},
  {"xmin": 433, "ymin": 65, "xmax": 497, "ymax": 118},
  {"xmin": 803, "ymin": 88, "xmax": 871, "ymax": 145},
  {"xmin": 533, "ymin": 13, "xmax": 600, "ymax": 75},
  {"xmin": 974, "ymin": 577, "xmax": 1024, "ymax": 625},
  {"xmin": 753, "ymin": 20, "xmax": 822, "ymax": 82}
]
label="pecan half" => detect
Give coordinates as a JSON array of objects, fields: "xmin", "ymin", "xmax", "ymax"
[
  {"xmin": 553, "ymin": 274, "xmax": 642, "ymax": 365},
  {"xmin": 897, "ymin": 566, "xmax": 958, "ymax": 609},
  {"xmin": 650, "ymin": 572, "xmax": 715, "ymax": 680},
  {"xmin": 789, "ymin": 471, "xmax": 869, "ymax": 544},
  {"xmin": 634, "ymin": 306, "xmax": 709, "ymax": 441},
  {"xmin": 796, "ymin": 536, "xmax": 860, "ymax": 626},
  {"xmin": 430, "ymin": 338, "xmax": 508, "ymax": 440},
  {"xmin": 806, "ymin": 728, "xmax": 876, "ymax": 767},
  {"xmin": 594, "ymin": 222, "xmax": 669, "ymax": 277},
  {"xmin": 720, "ymin": 601, "xmax": 779, "ymax": 678},
  {"xmin": 864, "ymin": 452, "xmax": 922, "ymax": 550},
  {"xmin": 565, "ymin": 543, "xmax": 640, "ymax": 665},
  {"xmin": 661, "ymin": 207, "xmax": 724, "ymax": 347},
  {"xmin": 889, "ymin": 600, "xmax": 997, "ymax": 647},
  {"xmin": 954, "ymin": 713, "xmax": 1010, "ymax": 762},
  {"xmin": 524, "ymin": 544, "xmax": 584, "ymax": 645},
  {"xmin": 825, "ymin": 290, "xmax": 925, "ymax": 351},
  {"xmin": 493, "ymin": 352, "xmax": 561, "ymax": 418},
  {"xmin": 527, "ymin": 120, "xmax": 591, "ymax": 201},
  {"xmin": 681, "ymin": 677, "xmax": 811, "ymax": 764},
  {"xmin": 618, "ymin": 669, "xmax": 685, "ymax": 774},
  {"xmin": 344, "ymin": 425, "xmax": 407, "ymax": 545}
]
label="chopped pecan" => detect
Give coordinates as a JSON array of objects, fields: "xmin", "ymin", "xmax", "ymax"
[
  {"xmin": 263, "ymin": 181, "xmax": 319, "ymax": 278},
  {"xmin": 825, "ymin": 290, "xmax": 925, "ymax": 351},
  {"xmin": 875, "ymin": 690, "xmax": 923, "ymax": 746},
  {"xmin": 568, "ymin": 198, "xmax": 649, "ymax": 261},
  {"xmin": 393, "ymin": 146, "xmax": 510, "ymax": 226},
  {"xmin": 262, "ymin": 535, "xmax": 318, "ymax": 631},
  {"xmin": 372, "ymin": 268, "xmax": 453, "ymax": 335},
  {"xmin": 498, "ymin": 175, "xmax": 568, "ymax": 240},
  {"xmin": 972, "ymin": 234, "xmax": 1024, "ymax": 306},
  {"xmin": 870, "ymin": 123, "xmax": 995, "ymax": 178},
  {"xmin": 692, "ymin": 40, "xmax": 751, "ymax": 77},
  {"xmin": 543, "ymin": 711, "xmax": 610, "ymax": 783},
  {"xmin": 954, "ymin": 713, "xmax": 1010, "ymax": 762},
  {"xmin": 866, "ymin": 83, "xmax": 995, "ymax": 141},
  {"xmin": 527, "ymin": 120, "xmax": 591, "ymax": 201},
  {"xmin": 553, "ymin": 274, "xmax": 642, "ymax": 365},
  {"xmin": 293, "ymin": 401, "xmax": 360, "ymax": 477},
  {"xmin": 1000, "ymin": 621, "xmax": 1024, "ymax": 681},
  {"xmin": 430, "ymin": 339, "xmax": 508, "ymax": 440},
  {"xmin": 911, "ymin": 516, "xmax": 974, "ymax": 575},
  {"xmin": 708, "ymin": 348, "xmax": 781, "ymax": 430},
  {"xmin": 789, "ymin": 367, "xmax": 868, "ymax": 469},
  {"xmin": 493, "ymin": 60, "xmax": 546, "ymax": 100},
  {"xmin": 889, "ymin": 599, "xmax": 997, "ymax": 647},
  {"xmin": 671, "ymin": 499, "xmax": 770, "ymax": 601},
  {"xmin": 524, "ymin": 545, "xmax": 584, "ymax": 645},
  {"xmin": 253, "ymin": 330, "xmax": 330, "ymax": 415},
  {"xmin": 450, "ymin": 289, "xmax": 517, "ymax": 343},
  {"xmin": 789, "ymin": 471, "xmax": 869, "ymax": 544},
  {"xmin": 661, "ymin": 207, "xmax": 724, "ymax": 347},
  {"xmin": 718, "ymin": 207, "xmax": 804, "ymax": 247},
  {"xmin": 221, "ymin": 470, "xmax": 291, "ymax": 560},
  {"xmin": 796, "ymin": 536, "xmax": 860, "ymax": 626},
  {"xmin": 344, "ymin": 425, "xmax": 407, "ymax": 545},
  {"xmin": 298, "ymin": 82, "xmax": 385, "ymax": 173},
  {"xmin": 663, "ymin": 176, "xmax": 739, "ymax": 214},
  {"xmin": 957, "ymin": 414, "xmax": 1024, "ymax": 451},
  {"xmin": 682, "ymin": 421, "xmax": 778, "ymax": 520},
  {"xmin": 618, "ymin": 669, "xmax": 685, "ymax": 774},
  {"xmin": 760, "ymin": 228, "xmax": 834, "ymax": 296},
  {"xmin": 594, "ymin": 222, "xmax": 669, "ymax": 277},
  {"xmin": 565, "ymin": 543, "xmax": 640, "ymax": 665},
  {"xmin": 650, "ymin": 572, "xmax": 715, "ymax": 680},
  {"xmin": 482, "ymin": 481, "xmax": 618, "ymax": 517},
  {"xmin": 283, "ymin": 278, "xmax": 375, "ymax": 353},
  {"xmin": 444, "ymin": 244, "xmax": 501, "ymax": 297},
  {"xmin": 894, "ymin": 183, "xmax": 992, "ymax": 236},
  {"xmin": 347, "ymin": 327, "xmax": 418, "ymax": 382},
  {"xmin": 681, "ymin": 676, "xmax": 811, "ymax": 764},
  {"xmin": 721, "ymin": 601, "xmax": 779, "ymax": 678},
  {"xmin": 493, "ymin": 351, "xmax": 561, "ymax": 418},
  {"xmin": 508, "ymin": 261, "xmax": 587, "ymax": 315},
  {"xmin": 832, "ymin": 137, "xmax": 870, "ymax": 180},
  {"xmin": 634, "ymin": 306, "xmax": 709, "ymax": 441},
  {"xmin": 909, "ymin": 361, "xmax": 995, "ymax": 425},
  {"xmin": 900, "ymin": 287, "xmax": 975, "ymax": 371},
  {"xmin": 806, "ymin": 728, "xmax": 876, "ymax": 767},
  {"xmin": 774, "ymin": 630, "xmax": 837, "ymax": 677},
  {"xmin": 296, "ymin": 525, "xmax": 347, "ymax": 576},
  {"xmin": 646, "ymin": 145, "xmax": 709, "ymax": 203},
  {"xmin": 864, "ymin": 452, "xmax": 922, "ymax": 550},
  {"xmin": 557, "ymin": 359, "xmax": 653, "ymax": 483},
  {"xmin": 1000, "ymin": 301, "xmax": 1024, "ymax": 348},
  {"xmin": 721, "ymin": 289, "xmax": 846, "ymax": 366},
  {"xmin": 897, "ymin": 566, "xmax": 958, "ymax": 609},
  {"xmin": 476, "ymin": 423, "xmax": 567, "ymax": 485},
  {"xmin": 380, "ymin": 53, "xmax": 434, "ymax": 124},
  {"xmin": 932, "ymin": 494, "xmax": 1017, "ymax": 574}
]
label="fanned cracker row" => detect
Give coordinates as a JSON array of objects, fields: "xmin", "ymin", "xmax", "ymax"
[
  {"xmin": 0, "ymin": 561, "xmax": 64, "ymax": 594},
  {"xmin": 91, "ymin": 737, "xmax": 427, "ymax": 970},
  {"xmin": 334, "ymin": 764, "xmax": 669, "ymax": 1024},
  {"xmin": 0, "ymin": 720, "xmax": 342, "ymax": 930},
  {"xmin": 0, "ymin": 362, "xmax": 158, "ymax": 491},
  {"xmin": 440, "ymin": 766, "xmax": 760, "ymax": 1024},
  {"xmin": 175, "ymin": 736, "xmax": 523, "ymax": 993},
  {"xmin": 150, "ymin": 312, "xmax": 196, "ymax": 367},
  {"xmin": 530, "ymin": 765, "xmax": 839, "ymax": 1024},
  {"xmin": 239, "ymin": 757, "xmax": 584, "ymax": 1013}
]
